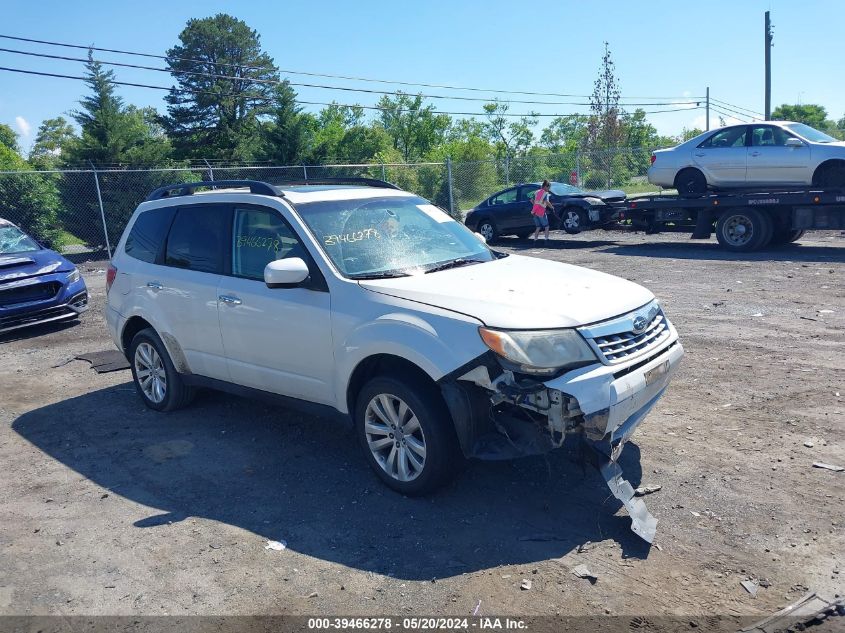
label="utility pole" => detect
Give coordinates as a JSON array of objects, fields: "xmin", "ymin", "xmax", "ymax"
[
  {"xmin": 765, "ymin": 10, "xmax": 773, "ymax": 120},
  {"xmin": 706, "ymin": 87, "xmax": 710, "ymax": 131}
]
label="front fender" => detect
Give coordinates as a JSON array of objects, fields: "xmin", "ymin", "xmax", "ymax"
[{"xmin": 334, "ymin": 311, "xmax": 487, "ymax": 413}]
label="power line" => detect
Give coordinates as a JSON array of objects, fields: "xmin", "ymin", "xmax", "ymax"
[
  {"xmin": 0, "ymin": 46, "xmax": 702, "ymax": 108},
  {"xmin": 0, "ymin": 32, "xmax": 704, "ymax": 102},
  {"xmin": 710, "ymin": 98, "xmax": 764, "ymax": 117},
  {"xmin": 709, "ymin": 105, "xmax": 748, "ymax": 123},
  {"xmin": 709, "ymin": 102, "xmax": 762, "ymax": 121},
  {"xmin": 0, "ymin": 64, "xmax": 704, "ymax": 119}
]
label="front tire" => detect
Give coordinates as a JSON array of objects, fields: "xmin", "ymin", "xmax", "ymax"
[
  {"xmin": 129, "ymin": 328, "xmax": 195, "ymax": 412},
  {"xmin": 562, "ymin": 208, "xmax": 588, "ymax": 234},
  {"xmin": 355, "ymin": 375, "xmax": 462, "ymax": 496},
  {"xmin": 674, "ymin": 168, "xmax": 707, "ymax": 197},
  {"xmin": 813, "ymin": 163, "xmax": 845, "ymax": 188}
]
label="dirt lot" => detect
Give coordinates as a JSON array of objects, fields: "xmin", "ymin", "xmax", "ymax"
[{"xmin": 1, "ymin": 230, "xmax": 843, "ymax": 630}]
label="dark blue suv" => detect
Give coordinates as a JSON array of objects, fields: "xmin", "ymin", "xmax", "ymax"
[{"xmin": 0, "ymin": 219, "xmax": 88, "ymax": 334}]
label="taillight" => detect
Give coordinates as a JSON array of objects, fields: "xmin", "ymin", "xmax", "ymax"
[
  {"xmin": 106, "ymin": 264, "xmax": 117, "ymax": 294},
  {"xmin": 650, "ymin": 154, "xmax": 657, "ymax": 164}
]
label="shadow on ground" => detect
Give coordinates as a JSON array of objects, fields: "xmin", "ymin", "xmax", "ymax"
[
  {"xmin": 13, "ymin": 384, "xmax": 649, "ymax": 580},
  {"xmin": 600, "ymin": 239, "xmax": 845, "ymax": 263},
  {"xmin": 0, "ymin": 319, "xmax": 80, "ymax": 344}
]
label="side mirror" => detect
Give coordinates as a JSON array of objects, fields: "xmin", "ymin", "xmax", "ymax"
[
  {"xmin": 474, "ymin": 232, "xmax": 487, "ymax": 244},
  {"xmin": 264, "ymin": 257, "xmax": 309, "ymax": 288},
  {"xmin": 785, "ymin": 138, "xmax": 804, "ymax": 148}
]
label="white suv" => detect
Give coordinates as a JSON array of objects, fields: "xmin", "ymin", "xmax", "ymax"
[{"xmin": 106, "ymin": 179, "xmax": 683, "ymax": 541}]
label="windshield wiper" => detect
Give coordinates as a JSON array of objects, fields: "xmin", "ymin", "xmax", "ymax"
[
  {"xmin": 425, "ymin": 258, "xmax": 486, "ymax": 274},
  {"xmin": 350, "ymin": 271, "xmax": 411, "ymax": 280}
]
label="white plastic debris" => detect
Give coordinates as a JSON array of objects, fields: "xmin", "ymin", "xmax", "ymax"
[
  {"xmin": 741, "ymin": 579, "xmax": 759, "ymax": 597},
  {"xmin": 803, "ymin": 440, "xmax": 815, "ymax": 448},
  {"xmin": 635, "ymin": 484, "xmax": 662, "ymax": 496},
  {"xmin": 813, "ymin": 462, "xmax": 844, "ymax": 472},
  {"xmin": 571, "ymin": 565, "xmax": 598, "ymax": 581},
  {"xmin": 752, "ymin": 313, "xmax": 763, "ymax": 317},
  {"xmin": 265, "ymin": 540, "xmax": 287, "ymax": 551},
  {"xmin": 520, "ymin": 579, "xmax": 532, "ymax": 591}
]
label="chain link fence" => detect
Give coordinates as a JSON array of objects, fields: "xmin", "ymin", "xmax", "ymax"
[{"xmin": 0, "ymin": 148, "xmax": 655, "ymax": 257}]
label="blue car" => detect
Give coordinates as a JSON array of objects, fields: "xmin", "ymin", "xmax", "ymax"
[{"xmin": 0, "ymin": 218, "xmax": 88, "ymax": 334}]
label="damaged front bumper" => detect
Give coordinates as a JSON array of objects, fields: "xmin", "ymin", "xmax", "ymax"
[{"xmin": 440, "ymin": 333, "xmax": 684, "ymax": 543}]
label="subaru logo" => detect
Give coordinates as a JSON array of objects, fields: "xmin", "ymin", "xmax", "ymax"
[{"xmin": 632, "ymin": 315, "xmax": 648, "ymax": 332}]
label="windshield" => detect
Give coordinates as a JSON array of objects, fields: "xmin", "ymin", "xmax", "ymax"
[
  {"xmin": 549, "ymin": 182, "xmax": 584, "ymax": 196},
  {"xmin": 296, "ymin": 195, "xmax": 495, "ymax": 278},
  {"xmin": 784, "ymin": 123, "xmax": 838, "ymax": 144},
  {"xmin": 0, "ymin": 225, "xmax": 40, "ymax": 254}
]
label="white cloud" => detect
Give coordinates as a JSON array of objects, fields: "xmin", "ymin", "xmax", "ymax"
[{"xmin": 14, "ymin": 116, "xmax": 31, "ymax": 137}]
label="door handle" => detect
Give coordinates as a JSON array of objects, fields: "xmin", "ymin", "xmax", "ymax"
[
  {"xmin": 750, "ymin": 151, "xmax": 761, "ymax": 157},
  {"xmin": 146, "ymin": 281, "xmax": 163, "ymax": 290},
  {"xmin": 694, "ymin": 152, "xmax": 705, "ymax": 157},
  {"xmin": 218, "ymin": 294, "xmax": 242, "ymax": 305}
]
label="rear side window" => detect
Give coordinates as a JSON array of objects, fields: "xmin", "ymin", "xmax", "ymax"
[
  {"xmin": 698, "ymin": 127, "xmax": 747, "ymax": 149},
  {"xmin": 124, "ymin": 207, "xmax": 175, "ymax": 263},
  {"xmin": 164, "ymin": 205, "xmax": 229, "ymax": 274}
]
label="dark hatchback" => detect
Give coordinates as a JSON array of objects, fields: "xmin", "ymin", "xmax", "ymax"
[
  {"xmin": 464, "ymin": 181, "xmax": 626, "ymax": 242},
  {"xmin": 0, "ymin": 219, "xmax": 88, "ymax": 334}
]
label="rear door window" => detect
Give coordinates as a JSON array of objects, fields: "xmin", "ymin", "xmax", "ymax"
[
  {"xmin": 698, "ymin": 127, "xmax": 748, "ymax": 148},
  {"xmin": 164, "ymin": 205, "xmax": 229, "ymax": 274},
  {"xmin": 124, "ymin": 207, "xmax": 175, "ymax": 263},
  {"xmin": 490, "ymin": 189, "xmax": 518, "ymax": 205}
]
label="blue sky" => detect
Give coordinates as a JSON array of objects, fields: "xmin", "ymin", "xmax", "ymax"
[{"xmin": 1, "ymin": 0, "xmax": 843, "ymax": 154}]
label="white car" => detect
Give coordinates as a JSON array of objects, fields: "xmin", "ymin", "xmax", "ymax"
[
  {"xmin": 648, "ymin": 121, "xmax": 845, "ymax": 196},
  {"xmin": 105, "ymin": 179, "xmax": 683, "ymax": 541}
]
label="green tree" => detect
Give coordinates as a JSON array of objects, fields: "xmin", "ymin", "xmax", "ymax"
[
  {"xmin": 0, "ymin": 145, "xmax": 64, "ymax": 248},
  {"xmin": 0, "ymin": 123, "xmax": 18, "ymax": 152},
  {"xmin": 66, "ymin": 52, "xmax": 172, "ymax": 166},
  {"xmin": 679, "ymin": 127, "xmax": 704, "ymax": 142},
  {"xmin": 376, "ymin": 93, "xmax": 450, "ymax": 162},
  {"xmin": 771, "ymin": 104, "xmax": 831, "ymax": 129},
  {"xmin": 29, "ymin": 117, "xmax": 78, "ymax": 168},
  {"xmin": 260, "ymin": 80, "xmax": 312, "ymax": 164},
  {"xmin": 583, "ymin": 42, "xmax": 627, "ymax": 187},
  {"xmin": 482, "ymin": 99, "xmax": 537, "ymax": 158},
  {"xmin": 540, "ymin": 116, "xmax": 586, "ymax": 153},
  {"xmin": 164, "ymin": 14, "xmax": 279, "ymax": 160}
]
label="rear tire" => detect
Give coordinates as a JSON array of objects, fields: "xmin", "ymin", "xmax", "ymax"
[
  {"xmin": 674, "ymin": 168, "xmax": 707, "ymax": 197},
  {"xmin": 476, "ymin": 218, "xmax": 499, "ymax": 243},
  {"xmin": 355, "ymin": 375, "xmax": 463, "ymax": 496},
  {"xmin": 129, "ymin": 328, "xmax": 195, "ymax": 412},
  {"xmin": 715, "ymin": 208, "xmax": 772, "ymax": 252},
  {"xmin": 771, "ymin": 226, "xmax": 806, "ymax": 245}
]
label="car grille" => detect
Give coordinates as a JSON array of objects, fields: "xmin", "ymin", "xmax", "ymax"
[
  {"xmin": 0, "ymin": 281, "xmax": 61, "ymax": 307},
  {"xmin": 0, "ymin": 305, "xmax": 76, "ymax": 332},
  {"xmin": 579, "ymin": 303, "xmax": 672, "ymax": 365}
]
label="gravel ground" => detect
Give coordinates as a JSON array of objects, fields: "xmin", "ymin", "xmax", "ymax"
[{"xmin": 0, "ymin": 230, "xmax": 843, "ymax": 631}]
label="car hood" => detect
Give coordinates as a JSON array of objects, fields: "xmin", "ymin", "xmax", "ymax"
[
  {"xmin": 563, "ymin": 189, "xmax": 627, "ymax": 203},
  {"xmin": 0, "ymin": 248, "xmax": 72, "ymax": 283},
  {"xmin": 359, "ymin": 254, "xmax": 654, "ymax": 329}
]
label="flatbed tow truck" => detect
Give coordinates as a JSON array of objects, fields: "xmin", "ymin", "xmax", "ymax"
[{"xmin": 608, "ymin": 187, "xmax": 845, "ymax": 252}]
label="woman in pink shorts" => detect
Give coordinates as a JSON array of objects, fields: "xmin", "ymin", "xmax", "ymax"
[{"xmin": 531, "ymin": 180, "xmax": 553, "ymax": 245}]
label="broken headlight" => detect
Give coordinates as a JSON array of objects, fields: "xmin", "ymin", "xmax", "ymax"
[{"xmin": 478, "ymin": 327, "xmax": 598, "ymax": 376}]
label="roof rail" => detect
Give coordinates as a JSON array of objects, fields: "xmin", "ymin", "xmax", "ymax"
[
  {"xmin": 145, "ymin": 180, "xmax": 280, "ymax": 201},
  {"xmin": 275, "ymin": 177, "xmax": 401, "ymax": 190}
]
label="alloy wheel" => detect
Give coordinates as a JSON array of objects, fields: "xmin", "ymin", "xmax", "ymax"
[
  {"xmin": 134, "ymin": 342, "xmax": 167, "ymax": 404},
  {"xmin": 364, "ymin": 393, "xmax": 427, "ymax": 482}
]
